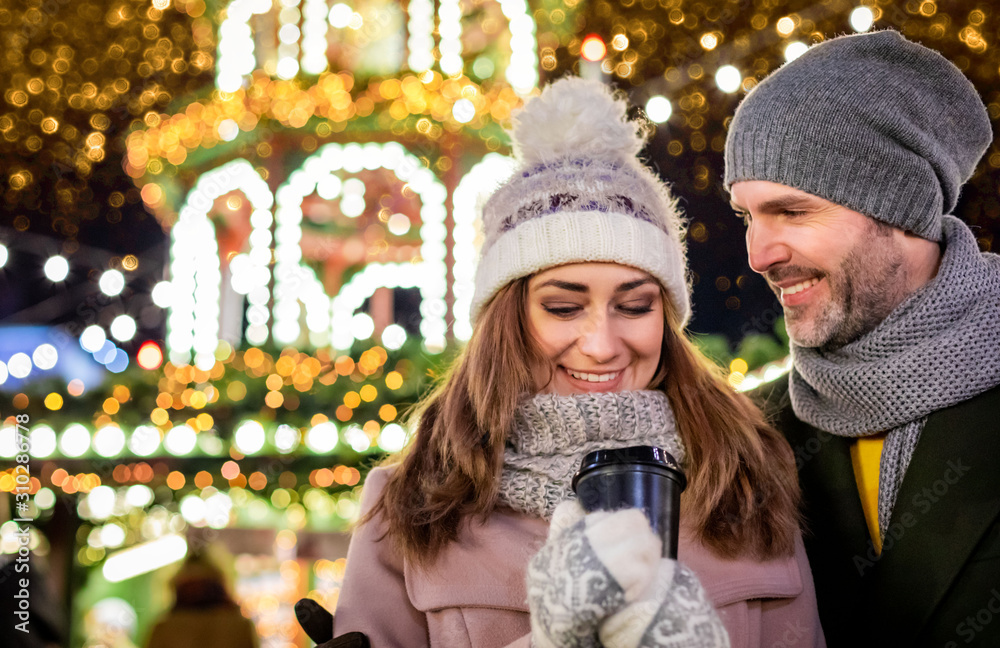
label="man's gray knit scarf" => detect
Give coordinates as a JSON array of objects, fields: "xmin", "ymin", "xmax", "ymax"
[
  {"xmin": 497, "ymin": 390, "xmax": 685, "ymax": 520},
  {"xmin": 790, "ymin": 215, "xmax": 1000, "ymax": 542}
]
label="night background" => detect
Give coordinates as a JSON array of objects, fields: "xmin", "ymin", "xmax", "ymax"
[{"xmin": 0, "ymin": 0, "xmax": 998, "ymax": 646}]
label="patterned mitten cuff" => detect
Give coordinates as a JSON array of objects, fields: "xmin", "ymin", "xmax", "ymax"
[
  {"xmin": 598, "ymin": 560, "xmax": 730, "ymax": 648},
  {"xmin": 527, "ymin": 500, "xmax": 662, "ymax": 648}
]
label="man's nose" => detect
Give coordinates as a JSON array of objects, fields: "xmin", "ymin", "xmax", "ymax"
[{"xmin": 746, "ymin": 218, "xmax": 791, "ymax": 274}]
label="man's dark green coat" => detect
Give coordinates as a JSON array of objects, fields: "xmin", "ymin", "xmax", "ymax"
[{"xmin": 757, "ymin": 374, "xmax": 1000, "ymax": 647}]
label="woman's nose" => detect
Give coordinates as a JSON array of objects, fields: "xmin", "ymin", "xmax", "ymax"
[{"xmin": 577, "ymin": 314, "xmax": 619, "ymax": 363}]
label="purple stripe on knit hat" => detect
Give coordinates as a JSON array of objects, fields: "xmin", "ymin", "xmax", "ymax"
[{"xmin": 500, "ymin": 193, "xmax": 660, "ymax": 233}]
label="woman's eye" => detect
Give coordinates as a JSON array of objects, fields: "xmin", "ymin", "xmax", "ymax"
[
  {"xmin": 618, "ymin": 302, "xmax": 654, "ymax": 316},
  {"xmin": 541, "ymin": 304, "xmax": 581, "ymax": 317}
]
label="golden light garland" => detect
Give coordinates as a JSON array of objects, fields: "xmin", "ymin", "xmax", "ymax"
[
  {"xmin": 0, "ymin": 0, "xmax": 213, "ymax": 229},
  {"xmin": 125, "ymin": 71, "xmax": 523, "ymax": 178}
]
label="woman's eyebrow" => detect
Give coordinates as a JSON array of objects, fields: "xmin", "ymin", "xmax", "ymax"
[
  {"xmin": 534, "ymin": 278, "xmax": 654, "ymax": 293},
  {"xmin": 535, "ymin": 279, "xmax": 587, "ymax": 293},
  {"xmin": 615, "ymin": 278, "xmax": 655, "ymax": 293}
]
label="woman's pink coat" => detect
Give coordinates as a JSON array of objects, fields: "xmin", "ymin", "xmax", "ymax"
[{"xmin": 334, "ymin": 467, "xmax": 825, "ymax": 648}]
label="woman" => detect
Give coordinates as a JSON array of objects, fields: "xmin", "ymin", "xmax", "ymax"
[{"xmin": 333, "ymin": 77, "xmax": 824, "ymax": 648}]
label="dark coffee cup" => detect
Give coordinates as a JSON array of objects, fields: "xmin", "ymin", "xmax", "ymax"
[{"xmin": 571, "ymin": 445, "xmax": 686, "ymax": 558}]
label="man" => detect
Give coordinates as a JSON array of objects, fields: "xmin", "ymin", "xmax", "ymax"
[{"xmin": 723, "ymin": 30, "xmax": 1000, "ymax": 647}]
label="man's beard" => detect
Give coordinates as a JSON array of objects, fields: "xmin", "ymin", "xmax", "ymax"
[{"xmin": 773, "ymin": 224, "xmax": 908, "ymax": 349}]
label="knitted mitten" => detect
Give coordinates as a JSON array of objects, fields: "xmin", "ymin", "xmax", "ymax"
[
  {"xmin": 598, "ymin": 559, "xmax": 730, "ymax": 648},
  {"xmin": 527, "ymin": 500, "xmax": 661, "ymax": 648}
]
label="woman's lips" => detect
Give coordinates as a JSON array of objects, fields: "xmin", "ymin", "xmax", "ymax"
[{"xmin": 560, "ymin": 367, "xmax": 625, "ymax": 392}]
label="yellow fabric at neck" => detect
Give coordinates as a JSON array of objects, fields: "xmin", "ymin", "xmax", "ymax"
[{"xmin": 851, "ymin": 434, "xmax": 887, "ymax": 555}]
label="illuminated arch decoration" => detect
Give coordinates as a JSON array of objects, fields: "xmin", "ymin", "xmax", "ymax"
[
  {"xmin": 216, "ymin": 0, "xmax": 272, "ymax": 92},
  {"xmin": 301, "ymin": 0, "xmax": 331, "ymax": 75},
  {"xmin": 501, "ymin": 0, "xmax": 539, "ymax": 94},
  {"xmin": 276, "ymin": 0, "xmax": 302, "ymax": 80},
  {"xmin": 216, "ymin": 0, "xmax": 536, "ymax": 95},
  {"xmin": 451, "ymin": 153, "xmax": 515, "ymax": 341},
  {"xmin": 329, "ymin": 263, "xmax": 422, "ymax": 349},
  {"xmin": 428, "ymin": 0, "xmax": 538, "ymax": 94},
  {"xmin": 438, "ymin": 0, "xmax": 463, "ymax": 76},
  {"xmin": 407, "ymin": 0, "xmax": 435, "ymax": 73},
  {"xmin": 168, "ymin": 160, "xmax": 274, "ymax": 367},
  {"xmin": 273, "ymin": 141, "xmax": 448, "ymax": 352},
  {"xmin": 217, "ymin": 0, "xmax": 318, "ymax": 87}
]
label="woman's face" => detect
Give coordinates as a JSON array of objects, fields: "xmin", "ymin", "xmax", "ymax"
[{"xmin": 526, "ymin": 263, "xmax": 665, "ymax": 395}]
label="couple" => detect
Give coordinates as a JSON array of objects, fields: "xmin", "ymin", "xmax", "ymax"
[{"xmin": 333, "ymin": 31, "xmax": 1000, "ymax": 647}]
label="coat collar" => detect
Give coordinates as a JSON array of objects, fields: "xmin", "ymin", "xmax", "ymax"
[
  {"xmin": 868, "ymin": 383, "xmax": 1000, "ymax": 642},
  {"xmin": 766, "ymin": 374, "xmax": 1000, "ymax": 642},
  {"xmin": 678, "ymin": 531, "xmax": 804, "ymax": 608}
]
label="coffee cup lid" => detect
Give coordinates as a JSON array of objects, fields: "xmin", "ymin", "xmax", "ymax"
[{"xmin": 572, "ymin": 445, "xmax": 685, "ymax": 489}]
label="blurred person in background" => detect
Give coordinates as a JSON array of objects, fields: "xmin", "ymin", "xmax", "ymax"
[
  {"xmin": 144, "ymin": 550, "xmax": 258, "ymax": 648},
  {"xmin": 1, "ymin": 552, "xmax": 65, "ymax": 648}
]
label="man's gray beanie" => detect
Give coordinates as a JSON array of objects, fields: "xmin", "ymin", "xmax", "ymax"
[{"xmin": 724, "ymin": 30, "xmax": 993, "ymax": 241}]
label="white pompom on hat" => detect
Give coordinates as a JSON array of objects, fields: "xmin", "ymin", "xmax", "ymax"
[{"xmin": 472, "ymin": 77, "xmax": 691, "ymax": 325}]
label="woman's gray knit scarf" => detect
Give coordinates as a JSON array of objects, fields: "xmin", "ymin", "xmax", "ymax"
[
  {"xmin": 790, "ymin": 215, "xmax": 1000, "ymax": 542},
  {"xmin": 497, "ymin": 390, "xmax": 685, "ymax": 520}
]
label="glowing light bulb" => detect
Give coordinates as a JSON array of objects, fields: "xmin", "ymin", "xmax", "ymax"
[
  {"xmin": 8, "ymin": 353, "xmax": 31, "ymax": 379},
  {"xmin": 850, "ymin": 6, "xmax": 875, "ymax": 32},
  {"xmin": 44, "ymin": 255, "xmax": 69, "ymax": 281},
  {"xmin": 110, "ymin": 315, "xmax": 137, "ymax": 342},
  {"xmin": 99, "ymin": 269, "xmax": 126, "ymax": 296},
  {"xmin": 785, "ymin": 42, "xmax": 809, "ymax": 62},
  {"xmin": 581, "ymin": 35, "xmax": 606, "ymax": 62},
  {"xmin": 80, "ymin": 325, "xmax": 107, "ymax": 353},
  {"xmin": 137, "ymin": 341, "xmax": 163, "ymax": 370},
  {"xmin": 234, "ymin": 420, "xmax": 266, "ymax": 455},
  {"xmin": 715, "ymin": 65, "xmax": 742, "ymax": 93},
  {"xmin": 645, "ymin": 96, "xmax": 672, "ymax": 123},
  {"xmin": 452, "ymin": 99, "xmax": 475, "ymax": 123},
  {"xmin": 31, "ymin": 344, "xmax": 58, "ymax": 370}
]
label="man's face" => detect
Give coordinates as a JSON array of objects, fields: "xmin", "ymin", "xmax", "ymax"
[{"xmin": 730, "ymin": 180, "xmax": 911, "ymax": 349}]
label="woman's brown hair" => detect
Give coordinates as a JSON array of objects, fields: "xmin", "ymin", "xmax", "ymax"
[{"xmin": 367, "ymin": 275, "xmax": 800, "ymax": 564}]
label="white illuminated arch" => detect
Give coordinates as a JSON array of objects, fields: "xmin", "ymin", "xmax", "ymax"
[
  {"xmin": 451, "ymin": 153, "xmax": 515, "ymax": 340},
  {"xmin": 408, "ymin": 0, "xmax": 435, "ymax": 72},
  {"xmin": 216, "ymin": 0, "xmax": 272, "ymax": 92},
  {"xmin": 330, "ymin": 263, "xmax": 422, "ymax": 349},
  {"xmin": 273, "ymin": 141, "xmax": 448, "ymax": 352},
  {"xmin": 276, "ymin": 0, "xmax": 302, "ymax": 80},
  {"xmin": 500, "ymin": 0, "xmax": 539, "ymax": 94},
  {"xmin": 433, "ymin": 0, "xmax": 538, "ymax": 92},
  {"xmin": 438, "ymin": 0, "xmax": 463, "ymax": 76},
  {"xmin": 168, "ymin": 160, "xmax": 273, "ymax": 367},
  {"xmin": 217, "ymin": 0, "xmax": 537, "ymax": 95},
  {"xmin": 301, "ymin": 0, "xmax": 330, "ymax": 74}
]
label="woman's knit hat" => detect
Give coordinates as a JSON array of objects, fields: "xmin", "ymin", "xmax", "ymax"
[
  {"xmin": 472, "ymin": 77, "xmax": 691, "ymax": 324},
  {"xmin": 724, "ymin": 30, "xmax": 992, "ymax": 241}
]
